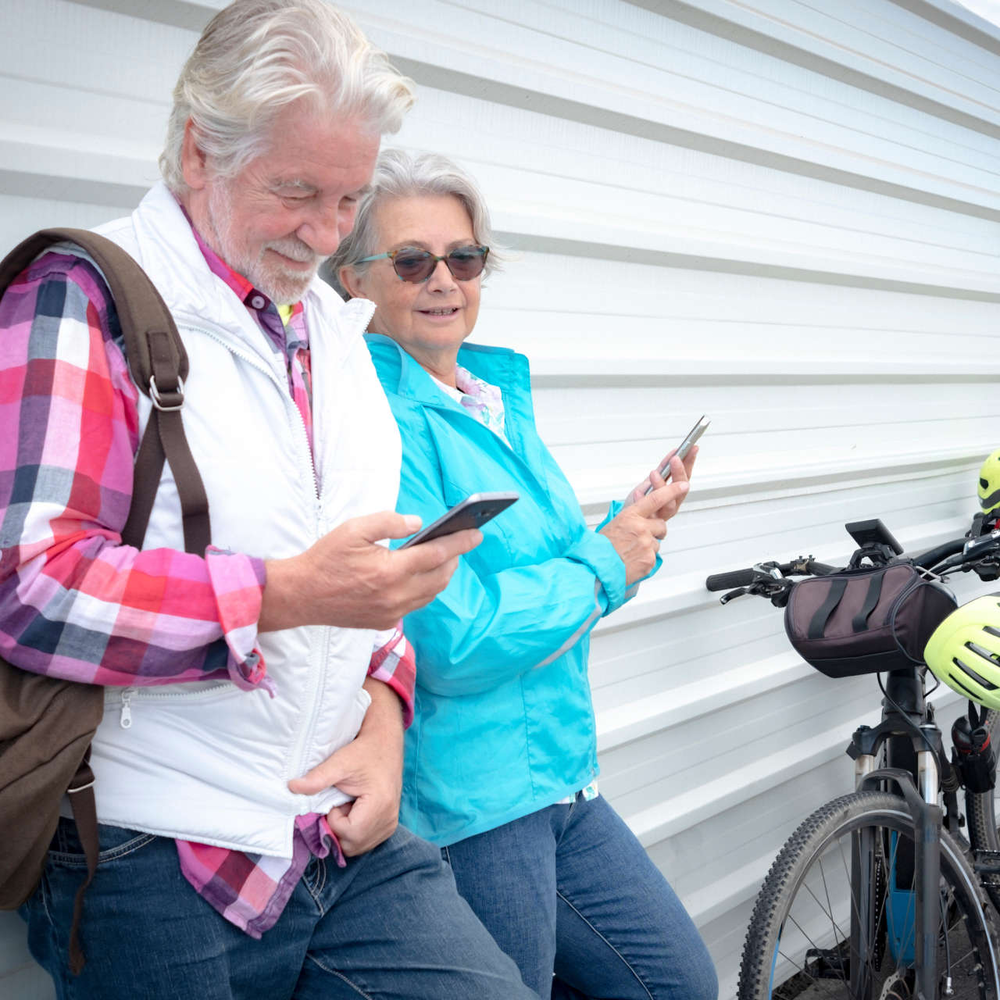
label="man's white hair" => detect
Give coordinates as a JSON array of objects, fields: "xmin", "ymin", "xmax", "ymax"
[{"xmin": 160, "ymin": 0, "xmax": 414, "ymax": 192}]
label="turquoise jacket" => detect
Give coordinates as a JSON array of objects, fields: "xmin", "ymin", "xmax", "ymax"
[{"xmin": 368, "ymin": 334, "xmax": 637, "ymax": 846}]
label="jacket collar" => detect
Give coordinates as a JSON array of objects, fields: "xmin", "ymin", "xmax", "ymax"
[{"xmin": 365, "ymin": 333, "xmax": 530, "ymax": 406}]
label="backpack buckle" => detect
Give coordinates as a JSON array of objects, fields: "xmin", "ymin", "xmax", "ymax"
[{"xmin": 149, "ymin": 375, "xmax": 184, "ymax": 411}]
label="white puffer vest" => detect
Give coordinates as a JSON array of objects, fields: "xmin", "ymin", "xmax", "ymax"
[{"xmin": 82, "ymin": 182, "xmax": 401, "ymax": 858}]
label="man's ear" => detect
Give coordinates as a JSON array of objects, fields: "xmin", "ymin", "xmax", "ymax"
[{"xmin": 181, "ymin": 119, "xmax": 210, "ymax": 191}]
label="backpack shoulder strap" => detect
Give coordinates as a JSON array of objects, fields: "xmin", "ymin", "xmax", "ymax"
[{"xmin": 0, "ymin": 228, "xmax": 210, "ymax": 556}]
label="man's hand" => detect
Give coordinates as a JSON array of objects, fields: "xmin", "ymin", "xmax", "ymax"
[
  {"xmin": 259, "ymin": 511, "xmax": 481, "ymax": 632},
  {"xmin": 287, "ymin": 678, "xmax": 403, "ymax": 857},
  {"xmin": 600, "ymin": 476, "xmax": 689, "ymax": 586}
]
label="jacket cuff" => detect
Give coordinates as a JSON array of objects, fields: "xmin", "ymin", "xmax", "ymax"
[
  {"xmin": 565, "ymin": 530, "xmax": 628, "ymax": 614},
  {"xmin": 591, "ymin": 501, "xmax": 664, "ymax": 606}
]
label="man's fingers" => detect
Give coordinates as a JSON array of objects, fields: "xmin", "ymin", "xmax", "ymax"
[
  {"xmin": 397, "ymin": 528, "xmax": 482, "ymax": 569},
  {"xmin": 327, "ymin": 798, "xmax": 396, "ymax": 857},
  {"xmin": 352, "ymin": 509, "xmax": 423, "ymax": 542},
  {"xmin": 288, "ymin": 756, "xmax": 345, "ymax": 795}
]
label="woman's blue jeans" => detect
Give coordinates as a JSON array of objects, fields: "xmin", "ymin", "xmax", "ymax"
[
  {"xmin": 20, "ymin": 817, "xmax": 537, "ymax": 999},
  {"xmin": 441, "ymin": 793, "xmax": 718, "ymax": 1000}
]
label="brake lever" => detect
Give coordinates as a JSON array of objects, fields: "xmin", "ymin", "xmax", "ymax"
[
  {"xmin": 719, "ymin": 587, "xmax": 748, "ymax": 605},
  {"xmin": 964, "ymin": 529, "xmax": 1000, "ymax": 560}
]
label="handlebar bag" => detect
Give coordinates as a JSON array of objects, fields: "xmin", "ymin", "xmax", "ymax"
[{"xmin": 783, "ymin": 563, "xmax": 957, "ymax": 678}]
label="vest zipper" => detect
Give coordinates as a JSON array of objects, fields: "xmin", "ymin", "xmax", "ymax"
[
  {"xmin": 119, "ymin": 687, "xmax": 134, "ymax": 728},
  {"xmin": 288, "ymin": 300, "xmax": 375, "ymax": 786}
]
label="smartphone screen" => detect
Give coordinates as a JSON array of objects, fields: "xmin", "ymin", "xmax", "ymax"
[{"xmin": 399, "ymin": 492, "xmax": 519, "ymax": 548}]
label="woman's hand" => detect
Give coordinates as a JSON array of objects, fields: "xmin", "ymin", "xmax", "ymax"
[
  {"xmin": 600, "ymin": 478, "xmax": 689, "ymax": 585},
  {"xmin": 625, "ymin": 446, "xmax": 698, "ymax": 513}
]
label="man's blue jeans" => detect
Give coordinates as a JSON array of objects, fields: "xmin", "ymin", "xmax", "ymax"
[
  {"xmin": 441, "ymin": 793, "xmax": 718, "ymax": 1000},
  {"xmin": 20, "ymin": 817, "xmax": 537, "ymax": 999}
]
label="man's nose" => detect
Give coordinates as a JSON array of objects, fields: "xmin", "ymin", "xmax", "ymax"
[{"xmin": 298, "ymin": 204, "xmax": 351, "ymax": 257}]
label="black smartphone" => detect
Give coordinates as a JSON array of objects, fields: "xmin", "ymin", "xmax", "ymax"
[
  {"xmin": 643, "ymin": 415, "xmax": 710, "ymax": 495},
  {"xmin": 399, "ymin": 492, "xmax": 519, "ymax": 548}
]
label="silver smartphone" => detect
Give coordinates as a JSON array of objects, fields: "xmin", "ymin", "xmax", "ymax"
[
  {"xmin": 399, "ymin": 492, "xmax": 519, "ymax": 548},
  {"xmin": 643, "ymin": 415, "xmax": 709, "ymax": 495}
]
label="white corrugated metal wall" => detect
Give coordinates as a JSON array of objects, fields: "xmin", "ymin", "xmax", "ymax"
[{"xmin": 2, "ymin": 1, "xmax": 999, "ymax": 997}]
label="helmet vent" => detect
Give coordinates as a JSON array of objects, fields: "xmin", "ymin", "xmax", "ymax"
[
  {"xmin": 958, "ymin": 650, "xmax": 1000, "ymax": 690},
  {"xmin": 949, "ymin": 670, "xmax": 981, "ymax": 701},
  {"xmin": 985, "ymin": 626, "xmax": 1000, "ymax": 640}
]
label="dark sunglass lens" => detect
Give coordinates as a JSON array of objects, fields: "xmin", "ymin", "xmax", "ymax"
[
  {"xmin": 447, "ymin": 247, "xmax": 487, "ymax": 280},
  {"xmin": 393, "ymin": 250, "xmax": 434, "ymax": 282}
]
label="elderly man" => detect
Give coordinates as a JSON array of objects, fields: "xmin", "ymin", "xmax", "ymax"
[{"xmin": 0, "ymin": 2, "xmax": 536, "ymax": 998}]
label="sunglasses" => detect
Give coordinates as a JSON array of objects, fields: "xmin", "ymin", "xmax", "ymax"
[{"xmin": 357, "ymin": 245, "xmax": 489, "ymax": 283}]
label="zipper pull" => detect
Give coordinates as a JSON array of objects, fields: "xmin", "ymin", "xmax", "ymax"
[{"xmin": 120, "ymin": 688, "xmax": 134, "ymax": 729}]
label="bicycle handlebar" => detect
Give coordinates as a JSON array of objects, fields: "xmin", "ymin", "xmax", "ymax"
[
  {"xmin": 705, "ymin": 527, "xmax": 1000, "ymax": 600},
  {"xmin": 705, "ymin": 568, "xmax": 754, "ymax": 591},
  {"xmin": 705, "ymin": 558, "xmax": 839, "ymax": 593},
  {"xmin": 911, "ymin": 536, "xmax": 967, "ymax": 570}
]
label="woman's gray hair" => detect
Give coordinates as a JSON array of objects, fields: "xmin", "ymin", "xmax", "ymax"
[
  {"xmin": 160, "ymin": 0, "xmax": 414, "ymax": 192},
  {"xmin": 327, "ymin": 148, "xmax": 505, "ymax": 294}
]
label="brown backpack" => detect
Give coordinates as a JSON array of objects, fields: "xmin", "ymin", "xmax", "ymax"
[{"xmin": 0, "ymin": 229, "xmax": 211, "ymax": 972}]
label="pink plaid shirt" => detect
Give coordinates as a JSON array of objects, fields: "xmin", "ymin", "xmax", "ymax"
[{"xmin": 0, "ymin": 227, "xmax": 414, "ymax": 937}]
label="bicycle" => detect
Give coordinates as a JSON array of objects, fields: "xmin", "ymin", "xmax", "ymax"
[{"xmin": 706, "ymin": 517, "xmax": 1000, "ymax": 1000}]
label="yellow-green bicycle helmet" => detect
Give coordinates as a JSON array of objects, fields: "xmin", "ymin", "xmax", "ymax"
[
  {"xmin": 979, "ymin": 450, "xmax": 1000, "ymax": 515},
  {"xmin": 925, "ymin": 595, "xmax": 1000, "ymax": 709}
]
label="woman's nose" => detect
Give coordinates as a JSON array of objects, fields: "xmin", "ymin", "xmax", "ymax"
[{"xmin": 425, "ymin": 257, "xmax": 457, "ymax": 290}]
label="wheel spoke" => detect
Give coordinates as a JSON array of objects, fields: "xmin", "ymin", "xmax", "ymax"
[{"xmin": 737, "ymin": 793, "xmax": 998, "ymax": 1000}]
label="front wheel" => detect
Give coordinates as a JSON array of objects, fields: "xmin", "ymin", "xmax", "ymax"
[
  {"xmin": 965, "ymin": 708, "xmax": 1000, "ymax": 913},
  {"xmin": 738, "ymin": 791, "xmax": 999, "ymax": 999}
]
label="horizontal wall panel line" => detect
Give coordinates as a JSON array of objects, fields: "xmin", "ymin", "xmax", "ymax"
[
  {"xmin": 0, "ymin": 170, "xmax": 147, "ymax": 211},
  {"xmin": 395, "ymin": 60, "xmax": 1000, "ymax": 222},
  {"xmin": 626, "ymin": 0, "xmax": 1000, "ymax": 136},
  {"xmin": 890, "ymin": 0, "xmax": 1000, "ymax": 56},
  {"xmin": 66, "ymin": 0, "xmax": 211, "ymax": 31},
  {"xmin": 596, "ymin": 642, "xmax": 963, "ymax": 753},
  {"xmin": 685, "ymin": 854, "xmax": 772, "ymax": 925},
  {"xmin": 497, "ymin": 233, "xmax": 1000, "ymax": 298},
  {"xmin": 596, "ymin": 653, "xmax": 805, "ymax": 753},
  {"xmin": 631, "ymin": 686, "xmax": 967, "ymax": 849},
  {"xmin": 529, "ymin": 358, "xmax": 1000, "ymax": 385},
  {"xmin": 628, "ymin": 718, "xmax": 865, "ymax": 847}
]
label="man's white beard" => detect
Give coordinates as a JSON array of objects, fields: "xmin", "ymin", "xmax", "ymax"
[{"xmin": 205, "ymin": 181, "xmax": 323, "ymax": 305}]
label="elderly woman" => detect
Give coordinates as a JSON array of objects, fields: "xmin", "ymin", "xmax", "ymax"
[{"xmin": 331, "ymin": 149, "xmax": 717, "ymax": 1000}]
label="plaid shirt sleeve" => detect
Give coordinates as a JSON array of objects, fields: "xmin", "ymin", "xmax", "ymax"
[
  {"xmin": 0, "ymin": 251, "xmax": 268, "ymax": 689},
  {"xmin": 367, "ymin": 625, "xmax": 415, "ymax": 727}
]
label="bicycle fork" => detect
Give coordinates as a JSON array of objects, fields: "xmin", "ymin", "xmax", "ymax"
[{"xmin": 854, "ymin": 747, "xmax": 943, "ymax": 1000}]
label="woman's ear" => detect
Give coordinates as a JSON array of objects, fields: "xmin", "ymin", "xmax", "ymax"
[{"xmin": 338, "ymin": 266, "xmax": 366, "ymax": 300}]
